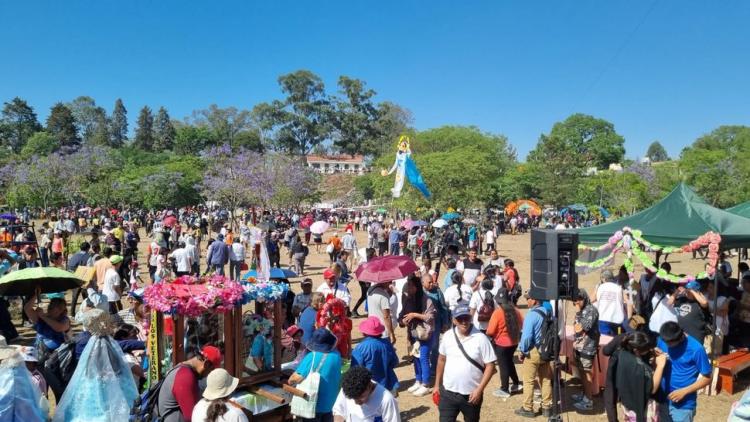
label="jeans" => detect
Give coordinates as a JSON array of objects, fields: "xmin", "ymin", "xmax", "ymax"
[
  {"xmin": 192, "ymin": 262, "xmax": 199, "ymax": 276},
  {"xmin": 293, "ymin": 253, "xmax": 305, "ymax": 275},
  {"xmin": 668, "ymin": 404, "xmax": 696, "ymax": 422},
  {"xmin": 211, "ymin": 263, "xmax": 225, "ymax": 276},
  {"xmin": 438, "ymin": 387, "xmax": 482, "ymax": 422},
  {"xmin": 495, "ymin": 343, "xmax": 520, "ymax": 391},
  {"xmin": 39, "ymin": 247, "xmax": 49, "ymax": 267},
  {"xmin": 521, "ymin": 348, "xmax": 552, "ymax": 411},
  {"xmin": 389, "ymin": 243, "xmax": 400, "ymax": 255},
  {"xmin": 378, "ymin": 241, "xmax": 387, "ymax": 256},
  {"xmin": 229, "ymin": 260, "xmax": 243, "ymax": 280},
  {"xmin": 413, "ymin": 331, "xmax": 436, "ymax": 384},
  {"xmin": 599, "ymin": 321, "xmax": 621, "ymax": 336}
]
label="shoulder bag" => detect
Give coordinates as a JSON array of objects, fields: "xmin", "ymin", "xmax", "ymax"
[{"xmin": 452, "ymin": 328, "xmax": 484, "ymax": 373}]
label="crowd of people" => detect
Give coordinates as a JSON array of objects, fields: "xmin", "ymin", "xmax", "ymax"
[{"xmin": 1, "ymin": 205, "xmax": 749, "ymax": 421}]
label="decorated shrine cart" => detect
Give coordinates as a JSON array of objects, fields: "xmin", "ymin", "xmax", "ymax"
[{"xmin": 144, "ymin": 274, "xmax": 301, "ymax": 421}]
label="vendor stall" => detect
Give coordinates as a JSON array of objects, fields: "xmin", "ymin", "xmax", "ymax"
[{"xmin": 143, "ymin": 274, "xmax": 296, "ymax": 421}]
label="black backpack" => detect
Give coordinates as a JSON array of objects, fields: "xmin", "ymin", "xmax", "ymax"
[
  {"xmin": 129, "ymin": 366, "xmax": 181, "ymax": 422},
  {"xmin": 532, "ymin": 307, "xmax": 559, "ymax": 362}
]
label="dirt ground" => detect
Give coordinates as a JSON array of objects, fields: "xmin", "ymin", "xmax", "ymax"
[{"xmin": 11, "ymin": 224, "xmax": 741, "ymax": 421}]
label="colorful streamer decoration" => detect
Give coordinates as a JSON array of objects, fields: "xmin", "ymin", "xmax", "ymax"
[
  {"xmin": 143, "ymin": 275, "xmax": 246, "ymax": 317},
  {"xmin": 241, "ymin": 277, "xmax": 289, "ymax": 303},
  {"xmin": 575, "ymin": 227, "xmax": 721, "ymax": 283}
]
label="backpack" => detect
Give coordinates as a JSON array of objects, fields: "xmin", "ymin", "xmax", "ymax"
[
  {"xmin": 129, "ymin": 365, "xmax": 183, "ymax": 422},
  {"xmin": 477, "ymin": 293, "xmax": 495, "ymax": 322},
  {"xmin": 43, "ymin": 340, "xmax": 78, "ymax": 387},
  {"xmin": 532, "ymin": 307, "xmax": 559, "ymax": 362}
]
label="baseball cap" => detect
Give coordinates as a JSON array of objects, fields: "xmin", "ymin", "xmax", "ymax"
[
  {"xmin": 200, "ymin": 345, "xmax": 222, "ymax": 368},
  {"xmin": 323, "ymin": 268, "xmax": 336, "ymax": 280},
  {"xmin": 110, "ymin": 255, "xmax": 124, "ymax": 265},
  {"xmin": 301, "ymin": 278, "xmax": 313, "ymax": 285},
  {"xmin": 452, "ymin": 303, "xmax": 471, "ymax": 318},
  {"xmin": 685, "ymin": 280, "xmax": 701, "ymax": 291}
]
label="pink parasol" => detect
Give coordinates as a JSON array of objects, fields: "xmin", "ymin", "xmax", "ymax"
[
  {"xmin": 310, "ymin": 221, "xmax": 330, "ymax": 234},
  {"xmin": 400, "ymin": 219, "xmax": 414, "ymax": 230},
  {"xmin": 162, "ymin": 215, "xmax": 178, "ymax": 228},
  {"xmin": 355, "ymin": 255, "xmax": 419, "ymax": 284}
]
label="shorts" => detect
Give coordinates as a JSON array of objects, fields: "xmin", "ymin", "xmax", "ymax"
[{"xmin": 575, "ymin": 351, "xmax": 594, "ymax": 371}]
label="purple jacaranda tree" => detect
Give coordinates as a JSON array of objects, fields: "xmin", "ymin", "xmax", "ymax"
[
  {"xmin": 199, "ymin": 144, "xmax": 276, "ymax": 228},
  {"xmin": 268, "ymin": 154, "xmax": 320, "ymax": 208}
]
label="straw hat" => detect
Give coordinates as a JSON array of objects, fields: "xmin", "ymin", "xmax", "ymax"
[{"xmin": 203, "ymin": 368, "xmax": 240, "ymax": 400}]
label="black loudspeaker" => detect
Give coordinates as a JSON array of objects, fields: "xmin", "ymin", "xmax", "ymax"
[{"xmin": 530, "ymin": 229, "xmax": 579, "ymax": 300}]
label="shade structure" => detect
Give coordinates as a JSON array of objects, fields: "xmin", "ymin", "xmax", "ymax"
[
  {"xmin": 309, "ymin": 221, "xmax": 329, "ymax": 234},
  {"xmin": 505, "ymin": 200, "xmax": 541, "ymax": 216},
  {"xmin": 355, "ymin": 255, "xmax": 419, "ymax": 284},
  {"xmin": 727, "ymin": 201, "xmax": 750, "ymax": 219},
  {"xmin": 242, "ymin": 268, "xmax": 297, "ymax": 280},
  {"xmin": 577, "ymin": 183, "xmax": 750, "ymax": 249},
  {"xmin": 0, "ymin": 267, "xmax": 83, "ymax": 296}
]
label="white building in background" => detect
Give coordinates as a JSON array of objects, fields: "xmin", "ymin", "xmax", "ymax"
[{"xmin": 306, "ymin": 154, "xmax": 368, "ymax": 175}]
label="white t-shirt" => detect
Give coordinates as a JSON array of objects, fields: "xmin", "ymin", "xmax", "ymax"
[
  {"xmin": 170, "ymin": 248, "xmax": 192, "ymax": 273},
  {"xmin": 484, "ymin": 230, "xmax": 495, "ymax": 245},
  {"xmin": 438, "ymin": 327, "xmax": 496, "ymax": 395},
  {"xmin": 191, "ymin": 398, "xmax": 248, "ymax": 422},
  {"xmin": 595, "ymin": 282, "xmax": 625, "ymax": 324},
  {"xmin": 708, "ymin": 296, "xmax": 730, "ymax": 335},
  {"xmin": 316, "ymin": 282, "xmax": 352, "ymax": 305},
  {"xmin": 367, "ymin": 286, "xmax": 392, "ymax": 338},
  {"xmin": 332, "ymin": 382, "xmax": 401, "ymax": 422},
  {"xmin": 230, "ymin": 243, "xmax": 245, "ymax": 261},
  {"xmin": 102, "ymin": 268, "xmax": 121, "ymax": 302},
  {"xmin": 393, "ymin": 277, "xmax": 408, "ymax": 317},
  {"xmin": 648, "ymin": 293, "xmax": 677, "ymax": 334},
  {"xmin": 469, "ymin": 287, "xmax": 500, "ymax": 330},
  {"xmin": 444, "ymin": 284, "xmax": 473, "ymax": 312}
]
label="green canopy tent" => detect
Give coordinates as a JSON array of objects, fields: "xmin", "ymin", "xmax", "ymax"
[
  {"xmin": 577, "ymin": 183, "xmax": 750, "ymax": 249},
  {"xmin": 727, "ymin": 201, "xmax": 750, "ymax": 219}
]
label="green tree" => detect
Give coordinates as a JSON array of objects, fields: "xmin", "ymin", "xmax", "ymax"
[
  {"xmin": 253, "ymin": 70, "xmax": 334, "ymax": 155},
  {"xmin": 0, "ymin": 97, "xmax": 41, "ymax": 153},
  {"xmin": 173, "ymin": 124, "xmax": 214, "ymax": 155},
  {"xmin": 188, "ymin": 104, "xmax": 254, "ymax": 149},
  {"xmin": 371, "ymin": 102, "xmax": 413, "ymax": 158},
  {"xmin": 679, "ymin": 126, "xmax": 750, "ymax": 207},
  {"xmin": 153, "ymin": 107, "xmax": 176, "ymax": 151},
  {"xmin": 110, "ymin": 98, "xmax": 128, "ymax": 147},
  {"xmin": 68, "ymin": 96, "xmax": 108, "ymax": 145},
  {"xmin": 332, "ymin": 76, "xmax": 380, "ymax": 156},
  {"xmin": 46, "ymin": 103, "xmax": 80, "ymax": 150},
  {"xmin": 133, "ymin": 106, "xmax": 154, "ymax": 151},
  {"xmin": 20, "ymin": 131, "xmax": 60, "ymax": 158},
  {"xmin": 647, "ymin": 141, "xmax": 669, "ymax": 162}
]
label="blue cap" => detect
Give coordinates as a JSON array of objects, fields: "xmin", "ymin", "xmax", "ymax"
[
  {"xmin": 452, "ymin": 303, "xmax": 471, "ymax": 318},
  {"xmin": 685, "ymin": 281, "xmax": 701, "ymax": 291}
]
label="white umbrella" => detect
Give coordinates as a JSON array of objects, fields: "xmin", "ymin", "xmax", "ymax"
[
  {"xmin": 310, "ymin": 221, "xmax": 330, "ymax": 234},
  {"xmin": 432, "ymin": 218, "xmax": 448, "ymax": 228}
]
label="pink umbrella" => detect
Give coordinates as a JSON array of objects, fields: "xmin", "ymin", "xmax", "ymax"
[
  {"xmin": 309, "ymin": 221, "xmax": 330, "ymax": 234},
  {"xmin": 162, "ymin": 215, "xmax": 178, "ymax": 228},
  {"xmin": 355, "ymin": 255, "xmax": 419, "ymax": 284},
  {"xmin": 299, "ymin": 216, "xmax": 314, "ymax": 229},
  {"xmin": 400, "ymin": 219, "xmax": 414, "ymax": 230}
]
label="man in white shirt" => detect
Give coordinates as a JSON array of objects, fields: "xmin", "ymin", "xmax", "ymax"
[
  {"xmin": 484, "ymin": 228, "xmax": 496, "ymax": 255},
  {"xmin": 593, "ymin": 269, "xmax": 626, "ymax": 336},
  {"xmin": 103, "ymin": 255, "xmax": 124, "ymax": 314},
  {"xmin": 316, "ymin": 268, "xmax": 351, "ymax": 306},
  {"xmin": 456, "ymin": 248, "xmax": 484, "ymax": 288},
  {"xmin": 229, "ymin": 238, "xmax": 246, "ymax": 281},
  {"xmin": 169, "ymin": 242, "xmax": 193, "ymax": 277},
  {"xmin": 434, "ymin": 304, "xmax": 496, "ymax": 422},
  {"xmin": 334, "ymin": 366, "xmax": 400, "ymax": 422}
]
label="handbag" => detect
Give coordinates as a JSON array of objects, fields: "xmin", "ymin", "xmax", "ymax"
[
  {"xmin": 410, "ymin": 321, "xmax": 433, "ymax": 342},
  {"xmin": 290, "ymin": 352, "xmax": 328, "ymax": 419},
  {"xmin": 325, "ymin": 243, "xmax": 334, "ymax": 254}
]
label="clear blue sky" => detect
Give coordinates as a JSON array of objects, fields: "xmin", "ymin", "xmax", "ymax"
[{"xmin": 1, "ymin": 1, "xmax": 749, "ymax": 160}]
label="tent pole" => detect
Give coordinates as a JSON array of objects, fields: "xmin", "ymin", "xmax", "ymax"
[{"xmin": 712, "ymin": 251, "xmax": 720, "ymax": 362}]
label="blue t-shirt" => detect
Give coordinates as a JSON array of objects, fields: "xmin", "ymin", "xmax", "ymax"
[
  {"xmin": 295, "ymin": 350, "xmax": 342, "ymax": 413},
  {"xmin": 351, "ymin": 336, "xmax": 399, "ymax": 390},
  {"xmin": 35, "ymin": 318, "xmax": 67, "ymax": 351},
  {"xmin": 299, "ymin": 307, "xmax": 317, "ymax": 346},
  {"xmin": 388, "ymin": 230, "xmax": 400, "ymax": 244},
  {"xmin": 251, "ymin": 335, "xmax": 274, "ymax": 371},
  {"xmin": 657, "ymin": 335, "xmax": 712, "ymax": 410},
  {"xmin": 443, "ymin": 268, "xmax": 456, "ymax": 290}
]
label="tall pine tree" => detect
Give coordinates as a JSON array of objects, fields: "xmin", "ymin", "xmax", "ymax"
[
  {"xmin": 0, "ymin": 97, "xmax": 41, "ymax": 153},
  {"xmin": 46, "ymin": 103, "xmax": 80, "ymax": 151},
  {"xmin": 153, "ymin": 107, "xmax": 176, "ymax": 151},
  {"xmin": 133, "ymin": 106, "xmax": 154, "ymax": 151},
  {"xmin": 110, "ymin": 98, "xmax": 128, "ymax": 147},
  {"xmin": 90, "ymin": 108, "xmax": 111, "ymax": 146}
]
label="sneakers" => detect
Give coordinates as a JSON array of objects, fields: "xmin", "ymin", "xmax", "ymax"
[
  {"xmin": 407, "ymin": 382, "xmax": 422, "ymax": 393},
  {"xmin": 510, "ymin": 384, "xmax": 523, "ymax": 394},
  {"xmin": 412, "ymin": 385, "xmax": 432, "ymax": 397},
  {"xmin": 573, "ymin": 397, "xmax": 593, "ymax": 411},
  {"xmin": 492, "ymin": 388, "xmax": 511, "ymax": 399},
  {"xmin": 514, "ymin": 408, "xmax": 537, "ymax": 418}
]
